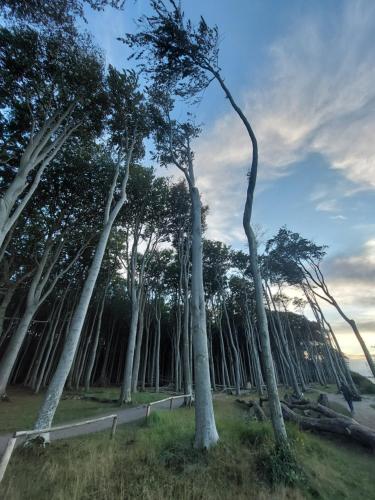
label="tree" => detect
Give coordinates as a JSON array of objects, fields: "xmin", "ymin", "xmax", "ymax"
[
  {"xmin": 0, "ymin": 0, "xmax": 125, "ymax": 30},
  {"xmin": 0, "ymin": 26, "xmax": 106, "ymax": 252},
  {"xmin": 266, "ymin": 227, "xmax": 375, "ymax": 379},
  {"xmin": 0, "ymin": 142, "xmax": 110, "ymax": 397},
  {"xmin": 32, "ymin": 68, "xmax": 148, "ymax": 436},
  {"xmin": 118, "ymin": 166, "xmax": 171, "ymax": 403},
  {"xmin": 124, "ymin": 0, "xmax": 287, "ymax": 449},
  {"xmin": 153, "ymin": 113, "xmax": 219, "ymax": 449}
]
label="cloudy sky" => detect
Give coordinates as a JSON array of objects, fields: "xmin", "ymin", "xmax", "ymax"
[{"xmin": 83, "ymin": 0, "xmax": 375, "ymax": 363}]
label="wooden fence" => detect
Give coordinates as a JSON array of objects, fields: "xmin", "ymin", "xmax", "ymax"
[
  {"xmin": 145, "ymin": 393, "xmax": 192, "ymax": 418},
  {"xmin": 0, "ymin": 413, "xmax": 118, "ymax": 483},
  {"xmin": 0, "ymin": 392, "xmax": 192, "ymax": 484}
]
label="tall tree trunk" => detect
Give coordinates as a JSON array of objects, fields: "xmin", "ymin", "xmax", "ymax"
[
  {"xmin": 190, "ymin": 186, "xmax": 218, "ymax": 448},
  {"xmin": 33, "ymin": 225, "xmax": 117, "ymax": 432},
  {"xmin": 120, "ymin": 285, "xmax": 140, "ymax": 403},
  {"xmin": 131, "ymin": 291, "xmax": 146, "ymax": 393},
  {"xmin": 182, "ymin": 258, "xmax": 192, "ymax": 398},
  {"xmin": 207, "ymin": 67, "xmax": 288, "ymax": 448},
  {"xmin": 155, "ymin": 299, "xmax": 161, "ymax": 393},
  {"xmin": 84, "ymin": 290, "xmax": 106, "ymax": 392},
  {"xmin": 32, "ymin": 152, "xmax": 132, "ymax": 434}
]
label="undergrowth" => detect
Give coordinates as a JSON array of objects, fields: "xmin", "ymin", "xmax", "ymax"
[{"xmin": 1, "ymin": 398, "xmax": 374, "ymax": 500}]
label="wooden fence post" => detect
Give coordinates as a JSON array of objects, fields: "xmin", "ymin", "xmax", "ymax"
[
  {"xmin": 111, "ymin": 415, "xmax": 118, "ymax": 438},
  {"xmin": 0, "ymin": 436, "xmax": 17, "ymax": 483},
  {"xmin": 146, "ymin": 404, "xmax": 151, "ymax": 419},
  {"xmin": 169, "ymin": 397, "xmax": 173, "ymax": 410}
]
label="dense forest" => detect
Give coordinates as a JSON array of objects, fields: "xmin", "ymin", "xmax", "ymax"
[{"xmin": 1, "ymin": 2, "xmax": 375, "ymax": 496}]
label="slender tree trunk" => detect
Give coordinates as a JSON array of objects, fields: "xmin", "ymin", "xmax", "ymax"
[
  {"xmin": 132, "ymin": 291, "xmax": 146, "ymax": 393},
  {"xmin": 0, "ymin": 305, "xmax": 36, "ymax": 396},
  {"xmin": 120, "ymin": 285, "xmax": 140, "ymax": 403},
  {"xmin": 0, "ymin": 286, "xmax": 16, "ymax": 341},
  {"xmin": 33, "ymin": 222, "xmax": 117, "ymax": 432},
  {"xmin": 182, "ymin": 259, "xmax": 192, "ymax": 397},
  {"xmin": 222, "ymin": 298, "xmax": 241, "ymax": 395},
  {"xmin": 84, "ymin": 291, "xmax": 106, "ymax": 392},
  {"xmin": 155, "ymin": 300, "xmax": 161, "ymax": 393},
  {"xmin": 190, "ymin": 186, "xmax": 218, "ymax": 448}
]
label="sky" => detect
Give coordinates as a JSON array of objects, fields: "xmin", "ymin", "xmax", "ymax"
[{"xmin": 82, "ymin": 0, "xmax": 375, "ymax": 362}]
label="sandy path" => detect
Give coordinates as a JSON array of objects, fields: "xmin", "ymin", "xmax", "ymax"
[
  {"xmin": 327, "ymin": 392, "xmax": 375, "ymax": 430},
  {"xmin": 0, "ymin": 398, "xmax": 183, "ymax": 456}
]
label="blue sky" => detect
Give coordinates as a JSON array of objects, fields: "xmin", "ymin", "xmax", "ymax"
[{"xmin": 82, "ymin": 0, "xmax": 375, "ymax": 358}]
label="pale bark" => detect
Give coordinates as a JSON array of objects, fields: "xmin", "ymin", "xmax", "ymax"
[
  {"xmin": 0, "ymin": 242, "xmax": 67, "ymax": 396},
  {"xmin": 120, "ymin": 285, "xmax": 140, "ymax": 403},
  {"xmin": 210, "ymin": 68, "xmax": 288, "ymax": 447},
  {"xmin": 302, "ymin": 263, "xmax": 375, "ymax": 378},
  {"xmin": 0, "ymin": 105, "xmax": 78, "ymax": 251},
  {"xmin": 33, "ymin": 146, "xmax": 134, "ymax": 433},
  {"xmin": 84, "ymin": 290, "xmax": 106, "ymax": 391},
  {"xmin": 190, "ymin": 185, "xmax": 219, "ymax": 448},
  {"xmin": 131, "ymin": 291, "xmax": 146, "ymax": 393},
  {"xmin": 155, "ymin": 299, "xmax": 161, "ymax": 393}
]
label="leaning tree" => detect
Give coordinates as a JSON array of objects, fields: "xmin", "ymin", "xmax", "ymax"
[{"xmin": 123, "ymin": 0, "xmax": 288, "ymax": 448}]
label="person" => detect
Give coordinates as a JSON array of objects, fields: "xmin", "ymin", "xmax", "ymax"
[{"xmin": 340, "ymin": 382, "xmax": 355, "ymax": 415}]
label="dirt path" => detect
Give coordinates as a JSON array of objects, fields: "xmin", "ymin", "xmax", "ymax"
[
  {"xmin": 0, "ymin": 398, "xmax": 183, "ymax": 456},
  {"xmin": 327, "ymin": 392, "xmax": 375, "ymax": 430}
]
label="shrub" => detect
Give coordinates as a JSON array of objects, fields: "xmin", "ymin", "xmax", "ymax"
[
  {"xmin": 258, "ymin": 444, "xmax": 305, "ymax": 487},
  {"xmin": 351, "ymin": 371, "xmax": 375, "ymax": 394}
]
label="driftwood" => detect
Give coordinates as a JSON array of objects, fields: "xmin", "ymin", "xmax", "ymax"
[
  {"xmin": 281, "ymin": 400, "xmax": 375, "ymax": 450},
  {"xmin": 236, "ymin": 399, "xmax": 267, "ymax": 421}
]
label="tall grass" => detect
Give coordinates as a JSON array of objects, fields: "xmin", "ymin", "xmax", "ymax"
[{"xmin": 1, "ymin": 398, "xmax": 374, "ymax": 499}]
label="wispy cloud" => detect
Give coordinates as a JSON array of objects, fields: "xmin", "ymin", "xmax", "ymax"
[{"xmin": 195, "ymin": 0, "xmax": 375, "ymax": 241}]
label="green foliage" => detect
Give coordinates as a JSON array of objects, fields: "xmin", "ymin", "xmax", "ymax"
[
  {"xmin": 0, "ymin": 0, "xmax": 125, "ymax": 29},
  {"xmin": 258, "ymin": 445, "xmax": 305, "ymax": 487}
]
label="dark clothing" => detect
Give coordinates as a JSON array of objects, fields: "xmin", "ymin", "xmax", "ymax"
[
  {"xmin": 341, "ymin": 383, "xmax": 352, "ymax": 402},
  {"xmin": 347, "ymin": 399, "xmax": 354, "ymax": 413},
  {"xmin": 341, "ymin": 383, "xmax": 354, "ymax": 414}
]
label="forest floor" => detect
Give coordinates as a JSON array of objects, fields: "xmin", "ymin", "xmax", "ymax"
[
  {"xmin": 0, "ymin": 395, "xmax": 374, "ymax": 500},
  {"xmin": 0, "ymin": 386, "xmax": 176, "ymax": 454}
]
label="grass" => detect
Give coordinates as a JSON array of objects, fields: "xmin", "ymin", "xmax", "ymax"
[
  {"xmin": 0, "ymin": 386, "xmax": 173, "ymax": 433},
  {"xmin": 1, "ymin": 397, "xmax": 374, "ymax": 500},
  {"xmin": 350, "ymin": 372, "xmax": 375, "ymax": 395},
  {"xmin": 309, "ymin": 383, "xmax": 338, "ymax": 395}
]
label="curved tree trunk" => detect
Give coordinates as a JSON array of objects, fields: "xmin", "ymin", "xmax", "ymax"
[{"xmin": 33, "ymin": 220, "xmax": 119, "ymax": 433}]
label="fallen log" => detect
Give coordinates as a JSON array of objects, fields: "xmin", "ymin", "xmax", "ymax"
[
  {"xmin": 281, "ymin": 402, "xmax": 375, "ymax": 450},
  {"xmin": 236, "ymin": 399, "xmax": 267, "ymax": 421}
]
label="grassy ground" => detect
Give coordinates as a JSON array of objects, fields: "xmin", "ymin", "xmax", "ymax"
[
  {"xmin": 0, "ymin": 387, "xmax": 172, "ymax": 433},
  {"xmin": 1, "ymin": 396, "xmax": 374, "ymax": 500},
  {"xmin": 350, "ymin": 372, "xmax": 375, "ymax": 394}
]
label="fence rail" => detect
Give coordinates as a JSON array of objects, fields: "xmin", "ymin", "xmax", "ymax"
[
  {"xmin": 145, "ymin": 393, "xmax": 192, "ymax": 418},
  {"xmin": 0, "ymin": 413, "xmax": 117, "ymax": 483},
  {"xmin": 0, "ymin": 393, "xmax": 192, "ymax": 484}
]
